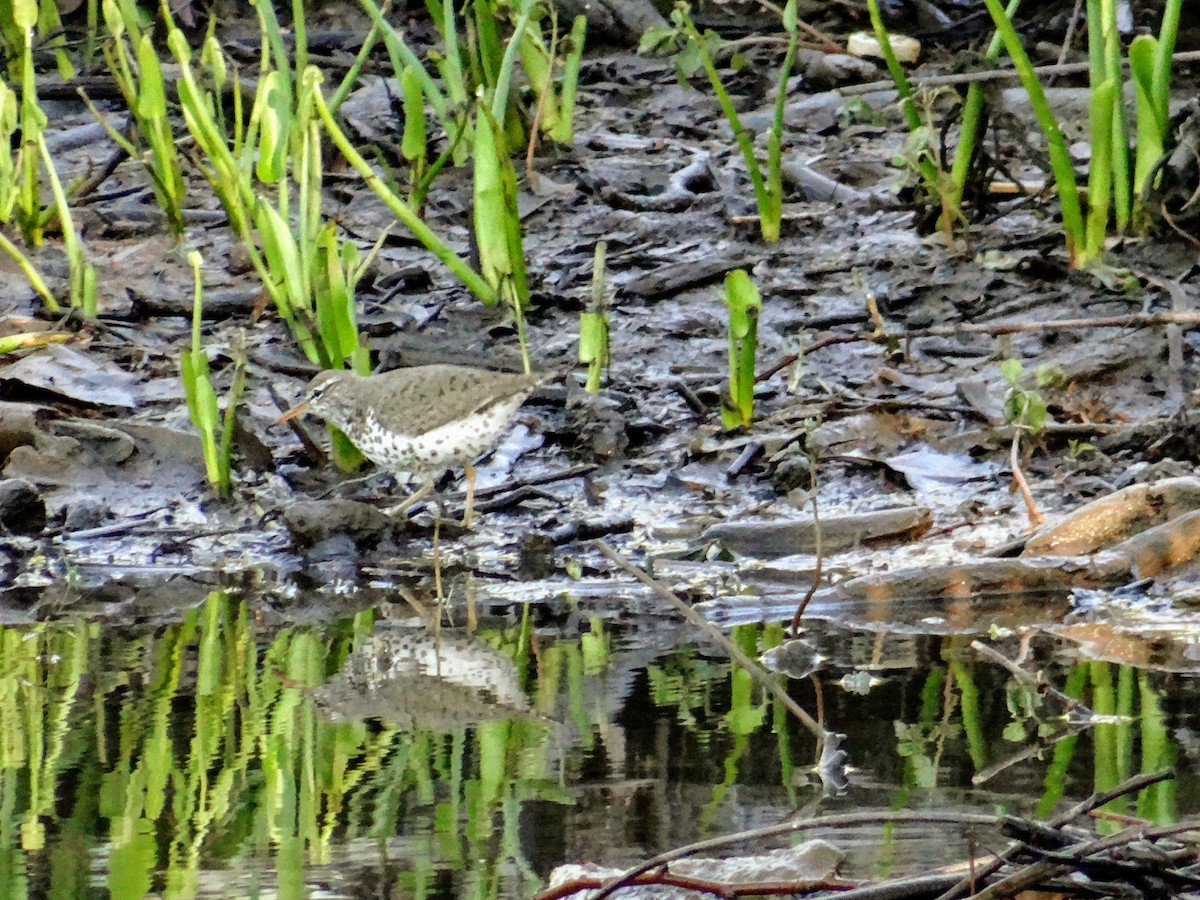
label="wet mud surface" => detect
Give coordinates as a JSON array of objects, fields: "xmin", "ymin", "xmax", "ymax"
[{"xmin": 3, "ymin": 2, "xmax": 1200, "ymax": 896}]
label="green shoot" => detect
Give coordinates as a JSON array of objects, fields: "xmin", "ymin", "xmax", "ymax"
[
  {"xmin": 0, "ymin": 5, "xmax": 94, "ymax": 313},
  {"xmin": 438, "ymin": 0, "xmax": 469, "ymax": 118},
  {"xmin": 39, "ymin": 137, "xmax": 97, "ymax": 316},
  {"xmin": 670, "ymin": 2, "xmax": 793, "ymax": 243},
  {"xmin": 473, "ymin": 102, "xmax": 531, "ymax": 373},
  {"xmin": 311, "ymin": 79, "xmax": 497, "ymax": 304},
  {"xmin": 721, "ymin": 269, "xmax": 762, "ymax": 429},
  {"xmin": 168, "ymin": 19, "xmax": 372, "ymax": 376},
  {"xmin": 15, "ymin": 0, "xmax": 45, "ymax": 245},
  {"xmin": 943, "ymin": 0, "xmax": 1021, "ymax": 234},
  {"xmin": 0, "ymin": 81, "xmax": 16, "ymax": 223},
  {"xmin": 358, "ymin": 0, "xmax": 463, "ymax": 162},
  {"xmin": 0, "ymin": 330, "xmax": 73, "ymax": 353},
  {"xmin": 1130, "ymin": 0, "xmax": 1182, "ymax": 224},
  {"xmin": 1000, "ymin": 359, "xmax": 1050, "ymax": 436},
  {"xmin": 399, "ymin": 65, "xmax": 429, "ymax": 205},
  {"xmin": 180, "ymin": 251, "xmax": 232, "ymax": 497},
  {"xmin": 1083, "ymin": 78, "xmax": 1117, "ymax": 260},
  {"xmin": 518, "ymin": 8, "xmax": 587, "ymax": 145},
  {"xmin": 867, "ymin": 0, "xmax": 976, "ymax": 241},
  {"xmin": 0, "ymin": 0, "xmax": 74, "ymax": 81},
  {"xmin": 219, "ymin": 344, "xmax": 249, "ymax": 496},
  {"xmin": 766, "ymin": 2, "xmax": 800, "ymax": 238},
  {"xmin": 0, "ymin": 78, "xmax": 54, "ymax": 311},
  {"xmin": 99, "ymin": 0, "xmax": 188, "ymax": 236},
  {"xmin": 1087, "ymin": 0, "xmax": 1130, "ymax": 233},
  {"xmin": 579, "ymin": 241, "xmax": 610, "ymax": 393},
  {"xmin": 549, "ymin": 15, "xmax": 588, "ymax": 144},
  {"xmin": 981, "ymin": 0, "xmax": 1084, "ymax": 264},
  {"xmin": 490, "ymin": 0, "xmax": 540, "ymax": 125},
  {"xmin": 982, "ymin": 0, "xmax": 1179, "ymax": 261}
]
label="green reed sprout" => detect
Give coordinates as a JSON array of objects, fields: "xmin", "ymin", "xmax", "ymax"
[
  {"xmin": 668, "ymin": 1, "xmax": 796, "ymax": 243},
  {"xmin": 0, "ymin": 81, "xmax": 55, "ymax": 310},
  {"xmin": 579, "ymin": 241, "xmax": 610, "ymax": 393},
  {"xmin": 359, "ymin": 0, "xmax": 466, "ymax": 163},
  {"xmin": 14, "ymin": 0, "xmax": 45, "ymax": 246},
  {"xmin": 400, "ymin": 65, "xmax": 429, "ymax": 204},
  {"xmin": 1129, "ymin": 0, "xmax": 1181, "ymax": 225},
  {"xmin": 100, "ymin": 0, "xmax": 187, "ymax": 235},
  {"xmin": 942, "ymin": 0, "xmax": 1021, "ymax": 235},
  {"xmin": 166, "ymin": 19, "xmax": 373, "ymax": 389},
  {"xmin": 0, "ymin": 0, "xmax": 74, "ymax": 82},
  {"xmin": 12, "ymin": 11, "xmax": 98, "ymax": 317},
  {"xmin": 1087, "ymin": 0, "xmax": 1130, "ymax": 236},
  {"xmin": 40, "ymin": 138, "xmax": 97, "ymax": 316},
  {"xmin": 865, "ymin": 0, "xmax": 958, "ymax": 237},
  {"xmin": 180, "ymin": 251, "xmax": 233, "ymax": 496},
  {"xmin": 519, "ymin": 11, "xmax": 588, "ymax": 145},
  {"xmin": 980, "ymin": 0, "xmax": 1084, "ymax": 263},
  {"xmin": 978, "ymin": 0, "xmax": 1178, "ymax": 264},
  {"xmin": 311, "ymin": 79, "xmax": 497, "ymax": 305},
  {"xmin": 474, "ymin": 102, "xmax": 532, "ymax": 373},
  {"xmin": 722, "ymin": 269, "xmax": 761, "ymax": 429}
]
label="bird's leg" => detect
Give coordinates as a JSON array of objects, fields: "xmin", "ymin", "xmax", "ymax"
[
  {"xmin": 432, "ymin": 516, "xmax": 444, "ymax": 604},
  {"xmin": 386, "ymin": 477, "xmax": 435, "ymax": 518},
  {"xmin": 460, "ymin": 462, "xmax": 477, "ymax": 529}
]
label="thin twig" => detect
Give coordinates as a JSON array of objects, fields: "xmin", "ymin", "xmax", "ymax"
[
  {"xmin": 971, "ymin": 723, "xmax": 1080, "ymax": 786},
  {"xmin": 757, "ymin": 310, "xmax": 1200, "ymax": 383},
  {"xmin": 840, "ymin": 49, "xmax": 1200, "ymax": 96},
  {"xmin": 470, "ymin": 463, "xmax": 597, "ymax": 500},
  {"xmin": 932, "ymin": 769, "xmax": 1176, "ymax": 900},
  {"xmin": 1009, "ymin": 430, "xmax": 1044, "ymax": 527},
  {"xmin": 970, "ymin": 819, "xmax": 1200, "ymax": 900},
  {"xmin": 737, "ymin": 0, "xmax": 842, "ymax": 52},
  {"xmin": 1050, "ymin": 0, "xmax": 1085, "ymax": 78},
  {"xmin": 969, "ymin": 639, "xmax": 1091, "ymax": 717},
  {"xmin": 582, "ymin": 810, "xmax": 1003, "ymax": 900},
  {"xmin": 789, "ymin": 429, "xmax": 823, "ymax": 636},
  {"xmin": 592, "ymin": 539, "xmax": 826, "ymax": 740}
]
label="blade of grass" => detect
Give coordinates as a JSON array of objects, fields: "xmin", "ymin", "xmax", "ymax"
[
  {"xmin": 675, "ymin": 8, "xmax": 774, "ymax": 241},
  {"xmin": 548, "ymin": 15, "xmax": 587, "ymax": 144},
  {"xmin": 945, "ymin": 0, "xmax": 1021, "ymax": 224},
  {"xmin": 981, "ymin": 0, "xmax": 1084, "ymax": 263},
  {"xmin": 328, "ymin": 19, "xmax": 382, "ymax": 115},
  {"xmin": 491, "ymin": 0, "xmax": 540, "ymax": 123},
  {"xmin": 1089, "ymin": 0, "xmax": 1129, "ymax": 230},
  {"xmin": 765, "ymin": 2, "xmax": 800, "ymax": 244},
  {"xmin": 0, "ymin": 231, "xmax": 56, "ymax": 310},
  {"xmin": 356, "ymin": 0, "xmax": 449, "ymax": 127},
  {"xmin": 1083, "ymin": 78, "xmax": 1116, "ymax": 259},
  {"xmin": 308, "ymin": 69, "xmax": 497, "ymax": 304}
]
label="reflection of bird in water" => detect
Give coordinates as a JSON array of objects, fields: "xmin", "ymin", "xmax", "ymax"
[
  {"xmin": 276, "ymin": 364, "xmax": 541, "ymax": 526},
  {"xmin": 311, "ymin": 628, "xmax": 531, "ymax": 729}
]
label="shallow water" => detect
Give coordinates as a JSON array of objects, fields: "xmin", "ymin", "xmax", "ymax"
[{"xmin": 0, "ymin": 590, "xmax": 1196, "ymax": 898}]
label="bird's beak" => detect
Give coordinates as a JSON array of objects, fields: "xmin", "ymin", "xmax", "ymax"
[{"xmin": 273, "ymin": 401, "xmax": 310, "ymax": 426}]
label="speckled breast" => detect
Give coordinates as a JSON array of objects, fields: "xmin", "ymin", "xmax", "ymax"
[{"xmin": 353, "ymin": 394, "xmax": 529, "ymax": 475}]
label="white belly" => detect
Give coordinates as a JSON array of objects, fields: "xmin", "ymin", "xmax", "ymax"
[{"xmin": 353, "ymin": 395, "xmax": 527, "ymax": 475}]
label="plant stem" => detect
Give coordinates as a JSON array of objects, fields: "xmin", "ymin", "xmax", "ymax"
[
  {"xmin": 981, "ymin": 0, "xmax": 1084, "ymax": 263},
  {"xmin": 311, "ymin": 74, "xmax": 498, "ymax": 304}
]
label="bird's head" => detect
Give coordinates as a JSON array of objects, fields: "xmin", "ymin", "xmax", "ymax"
[{"xmin": 274, "ymin": 370, "xmax": 356, "ymax": 425}]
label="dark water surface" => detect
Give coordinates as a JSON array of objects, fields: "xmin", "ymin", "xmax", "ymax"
[{"xmin": 0, "ymin": 591, "xmax": 1195, "ymax": 898}]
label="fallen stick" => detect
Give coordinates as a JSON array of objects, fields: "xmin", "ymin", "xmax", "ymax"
[{"xmin": 759, "ymin": 310, "xmax": 1200, "ymax": 383}]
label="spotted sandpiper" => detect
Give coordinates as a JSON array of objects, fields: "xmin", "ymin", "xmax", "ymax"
[{"xmin": 276, "ymin": 364, "xmax": 540, "ymax": 526}]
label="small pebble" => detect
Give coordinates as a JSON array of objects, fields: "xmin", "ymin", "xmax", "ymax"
[
  {"xmin": 64, "ymin": 497, "xmax": 112, "ymax": 532},
  {"xmin": 0, "ymin": 478, "xmax": 46, "ymax": 535}
]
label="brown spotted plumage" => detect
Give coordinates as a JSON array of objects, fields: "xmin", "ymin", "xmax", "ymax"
[{"xmin": 279, "ymin": 364, "xmax": 540, "ymax": 525}]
